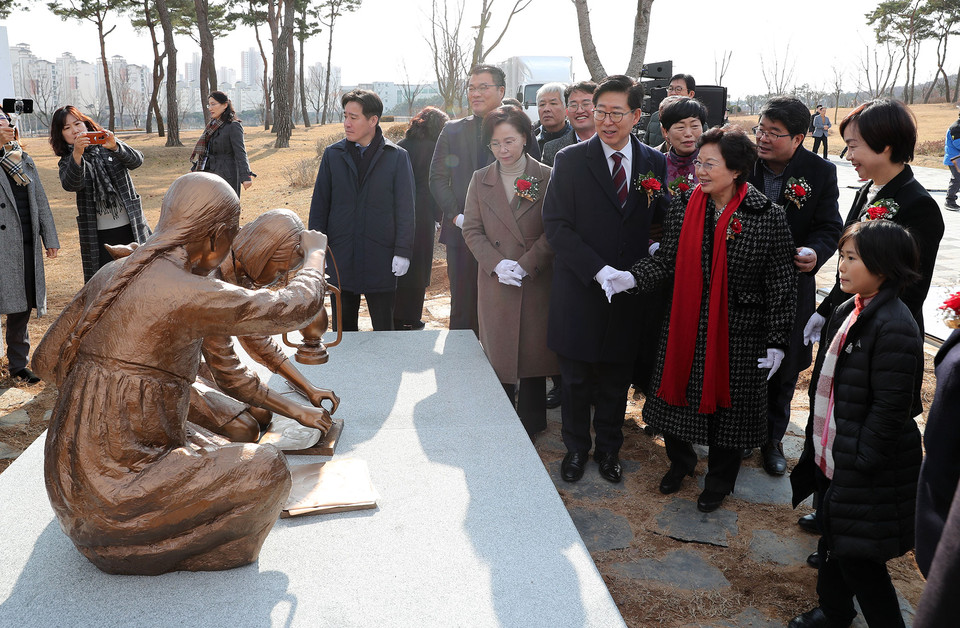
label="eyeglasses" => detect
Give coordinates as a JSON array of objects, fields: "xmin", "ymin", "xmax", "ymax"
[
  {"xmin": 489, "ymin": 137, "xmax": 522, "ymax": 151},
  {"xmin": 752, "ymin": 125, "xmax": 792, "ymax": 140},
  {"xmin": 593, "ymin": 109, "xmax": 634, "ymax": 123},
  {"xmin": 467, "ymin": 83, "xmax": 500, "ymax": 94},
  {"xmin": 693, "ymin": 159, "xmax": 720, "ymax": 172},
  {"xmin": 566, "ymin": 102, "xmax": 594, "ymax": 111},
  {"xmin": 666, "ymin": 85, "xmax": 687, "ymax": 94}
]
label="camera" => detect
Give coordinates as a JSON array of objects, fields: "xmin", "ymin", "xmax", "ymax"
[
  {"xmin": 1, "ymin": 98, "xmax": 34, "ymax": 129},
  {"xmin": 83, "ymin": 131, "xmax": 109, "ymax": 145}
]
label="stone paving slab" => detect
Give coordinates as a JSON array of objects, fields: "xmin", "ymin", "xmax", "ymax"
[
  {"xmin": 654, "ymin": 498, "xmax": 739, "ymax": 547},
  {"xmin": 0, "ymin": 388, "xmax": 34, "ymax": 412},
  {"xmin": 0, "ymin": 409, "xmax": 30, "ymax": 427},
  {"xmin": 0, "ymin": 442, "xmax": 21, "ymax": 460},
  {"xmin": 611, "ymin": 548, "xmax": 730, "ymax": 591},
  {"xmin": 697, "ymin": 467, "xmax": 800, "ymax": 507},
  {"xmin": 748, "ymin": 529, "xmax": 818, "ymax": 567},
  {"xmin": 569, "ymin": 507, "xmax": 634, "ymax": 553}
]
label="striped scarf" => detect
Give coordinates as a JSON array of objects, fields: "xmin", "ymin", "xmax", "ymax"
[
  {"xmin": 0, "ymin": 140, "xmax": 30, "ymax": 186},
  {"xmin": 190, "ymin": 117, "xmax": 224, "ymax": 170},
  {"xmin": 812, "ymin": 294, "xmax": 870, "ymax": 479}
]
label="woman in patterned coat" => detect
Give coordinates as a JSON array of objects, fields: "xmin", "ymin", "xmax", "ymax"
[
  {"xmin": 49, "ymin": 105, "xmax": 151, "ymax": 283},
  {"xmin": 609, "ymin": 126, "xmax": 797, "ymax": 512}
]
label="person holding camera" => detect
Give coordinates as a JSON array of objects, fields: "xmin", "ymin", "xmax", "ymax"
[
  {"xmin": 49, "ymin": 105, "xmax": 151, "ymax": 283},
  {"xmin": 1, "ymin": 109, "xmax": 59, "ymax": 383}
]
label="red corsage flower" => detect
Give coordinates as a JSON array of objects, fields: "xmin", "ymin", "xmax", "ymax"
[
  {"xmin": 791, "ymin": 184, "xmax": 806, "ymax": 197},
  {"xmin": 940, "ymin": 290, "xmax": 960, "ymax": 329}
]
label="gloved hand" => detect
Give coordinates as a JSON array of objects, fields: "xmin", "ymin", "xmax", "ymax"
[
  {"xmin": 648, "ymin": 241, "xmax": 661, "ymax": 256},
  {"xmin": 494, "ymin": 259, "xmax": 523, "ymax": 287},
  {"xmin": 392, "ymin": 256, "xmax": 410, "ymax": 277},
  {"xmin": 601, "ymin": 270, "xmax": 636, "ymax": 302},
  {"xmin": 435, "ymin": 221, "xmax": 441, "ymax": 233},
  {"xmin": 454, "ymin": 214, "xmax": 465, "ymax": 229},
  {"xmin": 803, "ymin": 312, "xmax": 826, "ymax": 346},
  {"xmin": 594, "ymin": 265, "xmax": 617, "ymax": 286},
  {"xmin": 758, "ymin": 348, "xmax": 785, "ymax": 381}
]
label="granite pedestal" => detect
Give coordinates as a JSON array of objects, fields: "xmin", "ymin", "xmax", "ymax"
[{"xmin": 0, "ymin": 330, "xmax": 625, "ymax": 627}]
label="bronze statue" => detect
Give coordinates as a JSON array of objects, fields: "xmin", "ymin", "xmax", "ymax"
[{"xmin": 32, "ymin": 172, "xmax": 329, "ymax": 575}]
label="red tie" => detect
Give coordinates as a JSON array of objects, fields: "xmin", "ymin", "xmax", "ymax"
[{"xmin": 612, "ymin": 151, "xmax": 627, "ymax": 206}]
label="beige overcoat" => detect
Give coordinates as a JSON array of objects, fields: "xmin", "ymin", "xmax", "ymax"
[{"xmin": 463, "ymin": 156, "xmax": 558, "ymax": 383}]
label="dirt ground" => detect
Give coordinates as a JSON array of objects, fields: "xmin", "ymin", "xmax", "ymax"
[{"xmin": 0, "ymin": 111, "xmax": 944, "ymax": 625}]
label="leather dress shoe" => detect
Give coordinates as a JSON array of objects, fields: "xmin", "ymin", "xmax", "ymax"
[
  {"xmin": 806, "ymin": 551, "xmax": 821, "ymax": 568},
  {"xmin": 659, "ymin": 464, "xmax": 692, "ymax": 495},
  {"xmin": 561, "ymin": 451, "xmax": 588, "ymax": 482},
  {"xmin": 741, "ymin": 447, "xmax": 754, "ymax": 459},
  {"xmin": 545, "ymin": 384, "xmax": 561, "ymax": 409},
  {"xmin": 696, "ymin": 489, "xmax": 726, "ymax": 513},
  {"xmin": 12, "ymin": 367, "xmax": 41, "ymax": 384},
  {"xmin": 788, "ymin": 607, "xmax": 852, "ymax": 628},
  {"xmin": 594, "ymin": 451, "xmax": 622, "ymax": 483},
  {"xmin": 798, "ymin": 512, "xmax": 819, "ymax": 534},
  {"xmin": 761, "ymin": 440, "xmax": 787, "ymax": 476}
]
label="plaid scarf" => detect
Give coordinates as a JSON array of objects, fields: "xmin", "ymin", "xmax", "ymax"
[
  {"xmin": 190, "ymin": 117, "xmax": 224, "ymax": 170},
  {"xmin": 0, "ymin": 140, "xmax": 31, "ymax": 186},
  {"xmin": 812, "ymin": 294, "xmax": 870, "ymax": 479}
]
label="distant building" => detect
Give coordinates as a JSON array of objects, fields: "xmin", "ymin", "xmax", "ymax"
[{"xmin": 240, "ymin": 48, "xmax": 263, "ymax": 87}]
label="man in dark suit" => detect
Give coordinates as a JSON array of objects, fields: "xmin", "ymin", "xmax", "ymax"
[
  {"xmin": 429, "ymin": 65, "xmax": 541, "ymax": 334},
  {"xmin": 542, "ymin": 75, "xmax": 669, "ymax": 484},
  {"xmin": 542, "ymin": 81, "xmax": 597, "ymax": 167},
  {"xmin": 747, "ymin": 96, "xmax": 842, "ymax": 477}
]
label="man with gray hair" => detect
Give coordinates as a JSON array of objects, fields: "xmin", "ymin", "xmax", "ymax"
[{"xmin": 535, "ymin": 82, "xmax": 570, "ymax": 151}]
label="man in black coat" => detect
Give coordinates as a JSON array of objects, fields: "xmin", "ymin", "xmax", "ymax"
[
  {"xmin": 542, "ymin": 75, "xmax": 669, "ymax": 485},
  {"xmin": 747, "ymin": 96, "xmax": 842, "ymax": 477},
  {"xmin": 429, "ymin": 65, "xmax": 541, "ymax": 335},
  {"xmin": 309, "ymin": 89, "xmax": 415, "ymax": 331}
]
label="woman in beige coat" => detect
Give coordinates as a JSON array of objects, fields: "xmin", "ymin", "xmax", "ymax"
[{"xmin": 463, "ymin": 105, "xmax": 558, "ymax": 437}]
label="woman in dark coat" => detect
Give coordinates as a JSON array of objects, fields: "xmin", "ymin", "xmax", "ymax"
[
  {"xmin": 789, "ymin": 220, "xmax": 923, "ymax": 628},
  {"xmin": 191, "ymin": 91, "xmax": 255, "ymax": 197},
  {"xmin": 608, "ymin": 126, "xmax": 797, "ymax": 512},
  {"xmin": 394, "ymin": 106, "xmax": 449, "ymax": 330},
  {"xmin": 1, "ymin": 109, "xmax": 59, "ymax": 383},
  {"xmin": 50, "ymin": 105, "xmax": 151, "ymax": 283}
]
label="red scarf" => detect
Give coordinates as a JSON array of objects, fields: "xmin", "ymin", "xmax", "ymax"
[{"xmin": 657, "ymin": 182, "xmax": 748, "ymax": 413}]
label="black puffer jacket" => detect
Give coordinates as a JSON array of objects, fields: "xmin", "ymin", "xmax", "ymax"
[{"xmin": 791, "ymin": 286, "xmax": 923, "ymax": 562}]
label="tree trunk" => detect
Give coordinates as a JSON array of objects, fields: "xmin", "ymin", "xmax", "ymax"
[
  {"xmin": 625, "ymin": 0, "xmax": 655, "ymax": 77},
  {"xmin": 195, "ymin": 0, "xmax": 217, "ymax": 124},
  {"xmin": 155, "ymin": 0, "xmax": 182, "ymax": 146},
  {"xmin": 145, "ymin": 0, "xmax": 165, "ymax": 136},
  {"xmin": 254, "ymin": 20, "xmax": 272, "ymax": 130},
  {"xmin": 299, "ymin": 34, "xmax": 310, "ymax": 126},
  {"xmin": 321, "ymin": 17, "xmax": 335, "ymax": 125},
  {"xmin": 287, "ymin": 19, "xmax": 297, "ymax": 129},
  {"xmin": 97, "ymin": 20, "xmax": 116, "ymax": 131},
  {"xmin": 272, "ymin": 0, "xmax": 295, "ymax": 147},
  {"xmin": 572, "ymin": 0, "xmax": 606, "ymax": 81}
]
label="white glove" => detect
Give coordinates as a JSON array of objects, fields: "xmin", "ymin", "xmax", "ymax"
[
  {"xmin": 601, "ymin": 270, "xmax": 637, "ymax": 302},
  {"xmin": 594, "ymin": 265, "xmax": 617, "ymax": 286},
  {"xmin": 454, "ymin": 214, "xmax": 465, "ymax": 229},
  {"xmin": 648, "ymin": 241, "xmax": 661, "ymax": 256},
  {"xmin": 803, "ymin": 312, "xmax": 826, "ymax": 346},
  {"xmin": 435, "ymin": 221, "xmax": 441, "ymax": 233},
  {"xmin": 758, "ymin": 348, "xmax": 785, "ymax": 381},
  {"xmin": 392, "ymin": 256, "xmax": 410, "ymax": 277},
  {"xmin": 494, "ymin": 259, "xmax": 523, "ymax": 287}
]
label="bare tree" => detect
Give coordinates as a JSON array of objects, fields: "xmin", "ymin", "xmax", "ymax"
[
  {"xmin": 25, "ymin": 67, "xmax": 58, "ymax": 129},
  {"xmin": 129, "ymin": 0, "xmax": 166, "ymax": 136},
  {"xmin": 857, "ymin": 41, "xmax": 903, "ymax": 99},
  {"xmin": 714, "ymin": 50, "xmax": 733, "ymax": 86},
  {"xmin": 572, "ymin": 0, "xmax": 655, "ymax": 80},
  {"xmin": 760, "ymin": 43, "xmax": 796, "ymax": 95},
  {"xmin": 48, "ymin": 0, "xmax": 121, "ymax": 131},
  {"xmin": 319, "ymin": 0, "xmax": 361, "ymax": 124},
  {"xmin": 155, "ymin": 0, "xmax": 182, "ymax": 145},
  {"xmin": 831, "ymin": 64, "xmax": 844, "ymax": 121},
  {"xmin": 426, "ymin": 0, "xmax": 469, "ymax": 112},
  {"xmin": 295, "ymin": 0, "xmax": 323, "ymax": 127},
  {"xmin": 398, "ymin": 61, "xmax": 427, "ymax": 116},
  {"xmin": 468, "ymin": 0, "xmax": 532, "ymax": 68},
  {"xmin": 306, "ymin": 64, "xmax": 325, "ymax": 123}
]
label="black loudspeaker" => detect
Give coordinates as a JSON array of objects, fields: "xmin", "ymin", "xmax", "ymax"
[
  {"xmin": 695, "ymin": 86, "xmax": 728, "ymax": 129},
  {"xmin": 641, "ymin": 61, "xmax": 673, "ymax": 80}
]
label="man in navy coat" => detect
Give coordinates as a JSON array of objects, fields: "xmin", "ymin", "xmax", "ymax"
[
  {"xmin": 747, "ymin": 96, "xmax": 842, "ymax": 477},
  {"xmin": 309, "ymin": 89, "xmax": 415, "ymax": 331},
  {"xmin": 429, "ymin": 64, "xmax": 540, "ymax": 335},
  {"xmin": 542, "ymin": 75, "xmax": 669, "ymax": 484}
]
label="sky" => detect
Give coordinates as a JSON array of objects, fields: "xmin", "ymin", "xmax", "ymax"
[{"xmin": 0, "ymin": 0, "xmax": 913, "ymax": 100}]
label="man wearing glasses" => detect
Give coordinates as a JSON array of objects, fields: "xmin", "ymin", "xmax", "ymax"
[
  {"xmin": 747, "ymin": 96, "xmax": 842, "ymax": 486},
  {"xmin": 542, "ymin": 81, "xmax": 597, "ymax": 167},
  {"xmin": 645, "ymin": 73, "xmax": 696, "ymax": 148},
  {"xmin": 542, "ymin": 75, "xmax": 668, "ymax": 485},
  {"xmin": 430, "ymin": 64, "xmax": 540, "ymax": 334}
]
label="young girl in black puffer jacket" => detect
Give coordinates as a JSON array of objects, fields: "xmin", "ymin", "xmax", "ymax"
[{"xmin": 789, "ymin": 220, "xmax": 923, "ymax": 628}]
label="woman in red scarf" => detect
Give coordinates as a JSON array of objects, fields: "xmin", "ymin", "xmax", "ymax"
[{"xmin": 606, "ymin": 126, "xmax": 797, "ymax": 511}]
